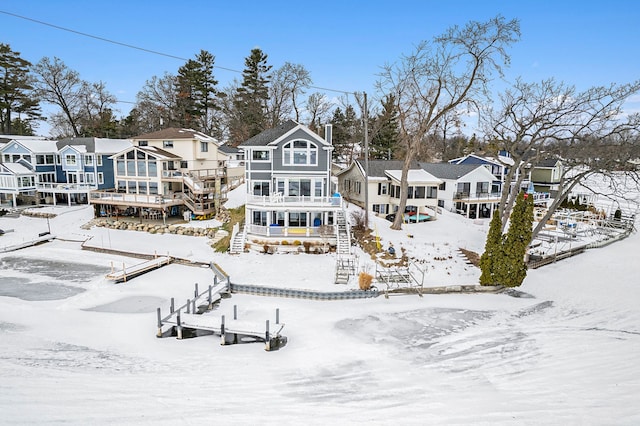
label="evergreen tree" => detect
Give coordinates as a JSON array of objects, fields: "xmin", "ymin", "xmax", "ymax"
[
  {"xmin": 176, "ymin": 50, "xmax": 219, "ymax": 133},
  {"xmin": 0, "ymin": 43, "xmax": 41, "ymax": 134},
  {"xmin": 370, "ymin": 94, "xmax": 400, "ymax": 159},
  {"xmin": 229, "ymin": 48, "xmax": 272, "ymax": 145},
  {"xmin": 501, "ymin": 191, "xmax": 534, "ymax": 287},
  {"xmin": 330, "ymin": 104, "xmax": 361, "ymax": 163},
  {"xmin": 479, "ymin": 211, "xmax": 503, "ymax": 285}
]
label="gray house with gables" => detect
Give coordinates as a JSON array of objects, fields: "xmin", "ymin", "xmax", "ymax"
[{"xmin": 233, "ymin": 120, "xmax": 350, "ymax": 255}]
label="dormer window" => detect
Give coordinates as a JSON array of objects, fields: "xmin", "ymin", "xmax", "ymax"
[
  {"xmin": 283, "ymin": 140, "xmax": 317, "ymax": 166},
  {"xmin": 65, "ymin": 154, "xmax": 77, "ymax": 166}
]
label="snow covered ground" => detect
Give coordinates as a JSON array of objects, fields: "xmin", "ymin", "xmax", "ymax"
[{"xmin": 1, "ymin": 188, "xmax": 639, "ymax": 424}]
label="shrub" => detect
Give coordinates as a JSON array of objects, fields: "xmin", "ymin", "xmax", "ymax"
[
  {"xmin": 358, "ymin": 272, "xmax": 374, "ymax": 290},
  {"xmin": 293, "ymin": 240, "xmax": 301, "ymax": 246},
  {"xmin": 303, "ymin": 241, "xmax": 312, "ymax": 253},
  {"xmin": 281, "ymin": 240, "xmax": 289, "ymax": 245}
]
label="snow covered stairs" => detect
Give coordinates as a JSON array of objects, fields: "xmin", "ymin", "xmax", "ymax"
[
  {"xmin": 334, "ymin": 209, "xmax": 355, "ymax": 284},
  {"xmin": 229, "ymin": 224, "xmax": 246, "ymax": 254},
  {"xmin": 335, "ymin": 209, "xmax": 351, "ymax": 256}
]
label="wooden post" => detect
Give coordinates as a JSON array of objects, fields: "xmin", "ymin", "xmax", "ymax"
[
  {"xmin": 192, "ymin": 299, "xmax": 196, "ymax": 314},
  {"xmin": 265, "ymin": 320, "xmax": 270, "ymax": 342},
  {"xmin": 156, "ymin": 307, "xmax": 162, "ymax": 337},
  {"xmin": 194, "ymin": 283, "xmax": 199, "ymax": 299},
  {"xmin": 207, "ymin": 285, "xmax": 212, "ymax": 309},
  {"xmin": 186, "ymin": 299, "xmax": 191, "ymax": 314},
  {"xmin": 122, "ymin": 262, "xmax": 126, "ymax": 283},
  {"xmin": 170, "ymin": 297, "xmax": 175, "ymax": 314},
  {"xmin": 176, "ymin": 311, "xmax": 183, "ymax": 340},
  {"xmin": 233, "ymin": 304, "xmax": 237, "ymax": 320},
  {"xmin": 276, "ymin": 308, "xmax": 280, "ymax": 325},
  {"xmin": 220, "ymin": 315, "xmax": 226, "ymax": 345}
]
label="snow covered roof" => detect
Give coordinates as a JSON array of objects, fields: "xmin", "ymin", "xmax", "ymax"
[
  {"xmin": 385, "ymin": 169, "xmax": 442, "ymax": 184},
  {"xmin": 0, "ymin": 162, "xmax": 35, "ymax": 174},
  {"xmin": 133, "ymin": 128, "xmax": 218, "ymax": 143}
]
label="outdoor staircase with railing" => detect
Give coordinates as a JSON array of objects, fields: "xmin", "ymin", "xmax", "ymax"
[
  {"xmin": 334, "ymin": 209, "xmax": 355, "ymax": 284},
  {"xmin": 229, "ymin": 222, "xmax": 247, "ymax": 254}
]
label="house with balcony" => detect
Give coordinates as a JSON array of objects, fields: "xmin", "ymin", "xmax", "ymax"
[
  {"xmin": 336, "ymin": 159, "xmax": 441, "ymax": 220},
  {"xmin": 89, "ymin": 128, "xmax": 243, "ymax": 220},
  {"xmin": 420, "ymin": 162, "xmax": 500, "ymax": 219},
  {"xmin": 234, "ymin": 120, "xmax": 349, "ymax": 253},
  {"xmin": 0, "ymin": 136, "xmax": 132, "ymax": 207},
  {"xmin": 448, "ymin": 152, "xmax": 514, "ymax": 194}
]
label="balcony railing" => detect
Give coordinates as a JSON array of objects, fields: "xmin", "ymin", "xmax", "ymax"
[
  {"xmin": 453, "ymin": 191, "xmax": 502, "ymax": 200},
  {"xmin": 89, "ymin": 191, "xmax": 183, "ymax": 206},
  {"xmin": 246, "ymin": 193, "xmax": 343, "ymax": 208},
  {"xmin": 247, "ymin": 224, "xmax": 337, "ymax": 238},
  {"xmin": 37, "ymin": 182, "xmax": 97, "ymax": 192}
]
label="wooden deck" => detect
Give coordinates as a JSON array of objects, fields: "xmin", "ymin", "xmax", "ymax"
[{"xmin": 105, "ymin": 256, "xmax": 171, "ymax": 283}]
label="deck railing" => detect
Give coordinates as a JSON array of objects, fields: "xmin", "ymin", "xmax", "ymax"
[
  {"xmin": 246, "ymin": 193, "xmax": 343, "ymax": 208},
  {"xmin": 247, "ymin": 224, "xmax": 336, "ymax": 238}
]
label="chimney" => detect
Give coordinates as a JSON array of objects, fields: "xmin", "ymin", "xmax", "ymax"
[{"xmin": 324, "ymin": 124, "xmax": 333, "ymax": 145}]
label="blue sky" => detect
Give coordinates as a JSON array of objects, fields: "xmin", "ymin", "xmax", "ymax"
[{"xmin": 2, "ymin": 0, "xmax": 639, "ymax": 134}]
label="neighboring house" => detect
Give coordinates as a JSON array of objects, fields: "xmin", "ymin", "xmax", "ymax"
[
  {"xmin": 0, "ymin": 161, "xmax": 37, "ymax": 206},
  {"xmin": 448, "ymin": 152, "xmax": 513, "ymax": 194},
  {"xmin": 0, "ymin": 136, "xmax": 132, "ymax": 207},
  {"xmin": 529, "ymin": 158, "xmax": 563, "ymax": 195},
  {"xmin": 420, "ymin": 162, "xmax": 500, "ymax": 219},
  {"xmin": 89, "ymin": 128, "xmax": 243, "ymax": 220},
  {"xmin": 237, "ymin": 120, "xmax": 347, "ymax": 250},
  {"xmin": 0, "ymin": 137, "xmax": 58, "ymax": 206},
  {"xmin": 336, "ymin": 159, "xmax": 441, "ymax": 219}
]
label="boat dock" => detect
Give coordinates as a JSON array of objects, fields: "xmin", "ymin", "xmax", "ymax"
[
  {"xmin": 156, "ymin": 263, "xmax": 287, "ymax": 351},
  {"xmin": 106, "ymin": 256, "xmax": 172, "ymax": 283}
]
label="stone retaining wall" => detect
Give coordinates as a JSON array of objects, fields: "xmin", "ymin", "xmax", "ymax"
[{"xmin": 87, "ymin": 218, "xmax": 227, "ymax": 239}]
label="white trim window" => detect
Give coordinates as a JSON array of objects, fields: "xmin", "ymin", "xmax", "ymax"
[
  {"xmin": 84, "ymin": 155, "xmax": 94, "ymax": 166},
  {"xmin": 200, "ymin": 141, "xmax": 208, "ymax": 152},
  {"xmin": 85, "ymin": 173, "xmax": 95, "ymax": 184},
  {"xmin": 97, "ymin": 155, "xmax": 103, "ymax": 166},
  {"xmin": 98, "ymin": 172, "xmax": 104, "ymax": 185},
  {"xmin": 252, "ymin": 150, "xmax": 270, "ymax": 161},
  {"xmin": 65, "ymin": 154, "xmax": 77, "ymax": 166},
  {"xmin": 283, "ymin": 140, "xmax": 317, "ymax": 166}
]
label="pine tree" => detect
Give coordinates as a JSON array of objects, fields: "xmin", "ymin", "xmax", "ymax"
[
  {"xmin": 0, "ymin": 43, "xmax": 41, "ymax": 134},
  {"xmin": 229, "ymin": 48, "xmax": 272, "ymax": 145},
  {"xmin": 370, "ymin": 94, "xmax": 400, "ymax": 159},
  {"xmin": 176, "ymin": 50, "xmax": 219, "ymax": 133},
  {"xmin": 501, "ymin": 191, "xmax": 533, "ymax": 287},
  {"xmin": 479, "ymin": 211, "xmax": 503, "ymax": 285}
]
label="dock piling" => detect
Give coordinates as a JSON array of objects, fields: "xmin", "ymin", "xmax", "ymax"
[
  {"xmin": 156, "ymin": 308, "xmax": 162, "ymax": 337},
  {"xmin": 176, "ymin": 311, "xmax": 183, "ymax": 340}
]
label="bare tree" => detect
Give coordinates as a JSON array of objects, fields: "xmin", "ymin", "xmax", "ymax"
[
  {"xmin": 481, "ymin": 78, "xmax": 640, "ymax": 238},
  {"xmin": 304, "ymin": 92, "xmax": 333, "ymax": 132},
  {"xmin": 377, "ymin": 16, "xmax": 520, "ymax": 230},
  {"xmin": 133, "ymin": 72, "xmax": 179, "ymax": 133},
  {"xmin": 33, "ymin": 57, "xmax": 83, "ymax": 136},
  {"xmin": 267, "ymin": 62, "xmax": 311, "ymax": 125}
]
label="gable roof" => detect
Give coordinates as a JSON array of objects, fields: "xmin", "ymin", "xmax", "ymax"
[
  {"xmin": 420, "ymin": 162, "xmax": 490, "ymax": 180},
  {"xmin": 385, "ymin": 169, "xmax": 441, "ymax": 184},
  {"xmin": 239, "ymin": 120, "xmax": 299, "ymax": 147},
  {"xmin": 133, "ymin": 128, "xmax": 218, "ymax": 142},
  {"xmin": 218, "ymin": 144, "xmax": 242, "ymax": 155},
  {"xmin": 110, "ymin": 145, "xmax": 181, "ymax": 160},
  {"xmin": 1, "ymin": 139, "xmax": 58, "ymax": 153},
  {"xmin": 358, "ymin": 159, "xmax": 423, "ymax": 178},
  {"xmin": 535, "ymin": 158, "xmax": 562, "ymax": 168}
]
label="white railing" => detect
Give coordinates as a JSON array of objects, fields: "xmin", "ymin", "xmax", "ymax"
[
  {"xmin": 37, "ymin": 183, "xmax": 97, "ymax": 192},
  {"xmin": 246, "ymin": 193, "xmax": 343, "ymax": 208},
  {"xmin": 247, "ymin": 224, "xmax": 336, "ymax": 238},
  {"xmin": 89, "ymin": 191, "xmax": 183, "ymax": 206}
]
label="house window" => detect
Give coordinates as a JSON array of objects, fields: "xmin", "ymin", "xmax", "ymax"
[
  {"xmin": 252, "ymin": 181, "xmax": 270, "ymax": 196},
  {"xmin": 85, "ymin": 173, "xmax": 95, "ymax": 184},
  {"xmin": 36, "ymin": 155, "xmax": 55, "ymax": 165},
  {"xmin": 98, "ymin": 172, "xmax": 104, "ymax": 185},
  {"xmin": 65, "ymin": 154, "xmax": 77, "ymax": 166},
  {"xmin": 253, "ymin": 211, "xmax": 268, "ymax": 226},
  {"xmin": 200, "ymin": 142, "xmax": 208, "ymax": 152},
  {"xmin": 439, "ymin": 182, "xmax": 446, "ymax": 191},
  {"xmin": 283, "ymin": 140, "xmax": 317, "ymax": 166},
  {"xmin": 407, "ymin": 186, "xmax": 414, "ymax": 199},
  {"xmin": 427, "ymin": 186, "xmax": 437, "ymax": 198},
  {"xmin": 288, "ymin": 212, "xmax": 307, "ymax": 227},
  {"xmin": 373, "ymin": 204, "xmax": 389, "ymax": 214},
  {"xmin": 84, "ymin": 155, "xmax": 94, "ymax": 166},
  {"xmin": 180, "ymin": 161, "xmax": 188, "ymax": 169},
  {"xmin": 414, "ymin": 186, "xmax": 426, "ymax": 199},
  {"xmin": 252, "ymin": 150, "xmax": 269, "ymax": 161},
  {"xmin": 138, "ymin": 140, "xmax": 148, "ymax": 146},
  {"xmin": 457, "ymin": 182, "xmax": 470, "ymax": 196},
  {"xmin": 476, "ymin": 182, "xmax": 489, "ymax": 195},
  {"xmin": 355, "ymin": 181, "xmax": 361, "ymax": 194},
  {"xmin": 97, "ymin": 155, "xmax": 103, "ymax": 166},
  {"xmin": 378, "ymin": 183, "xmax": 388, "ymax": 195},
  {"xmin": 163, "ymin": 140, "xmax": 174, "ymax": 148}
]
